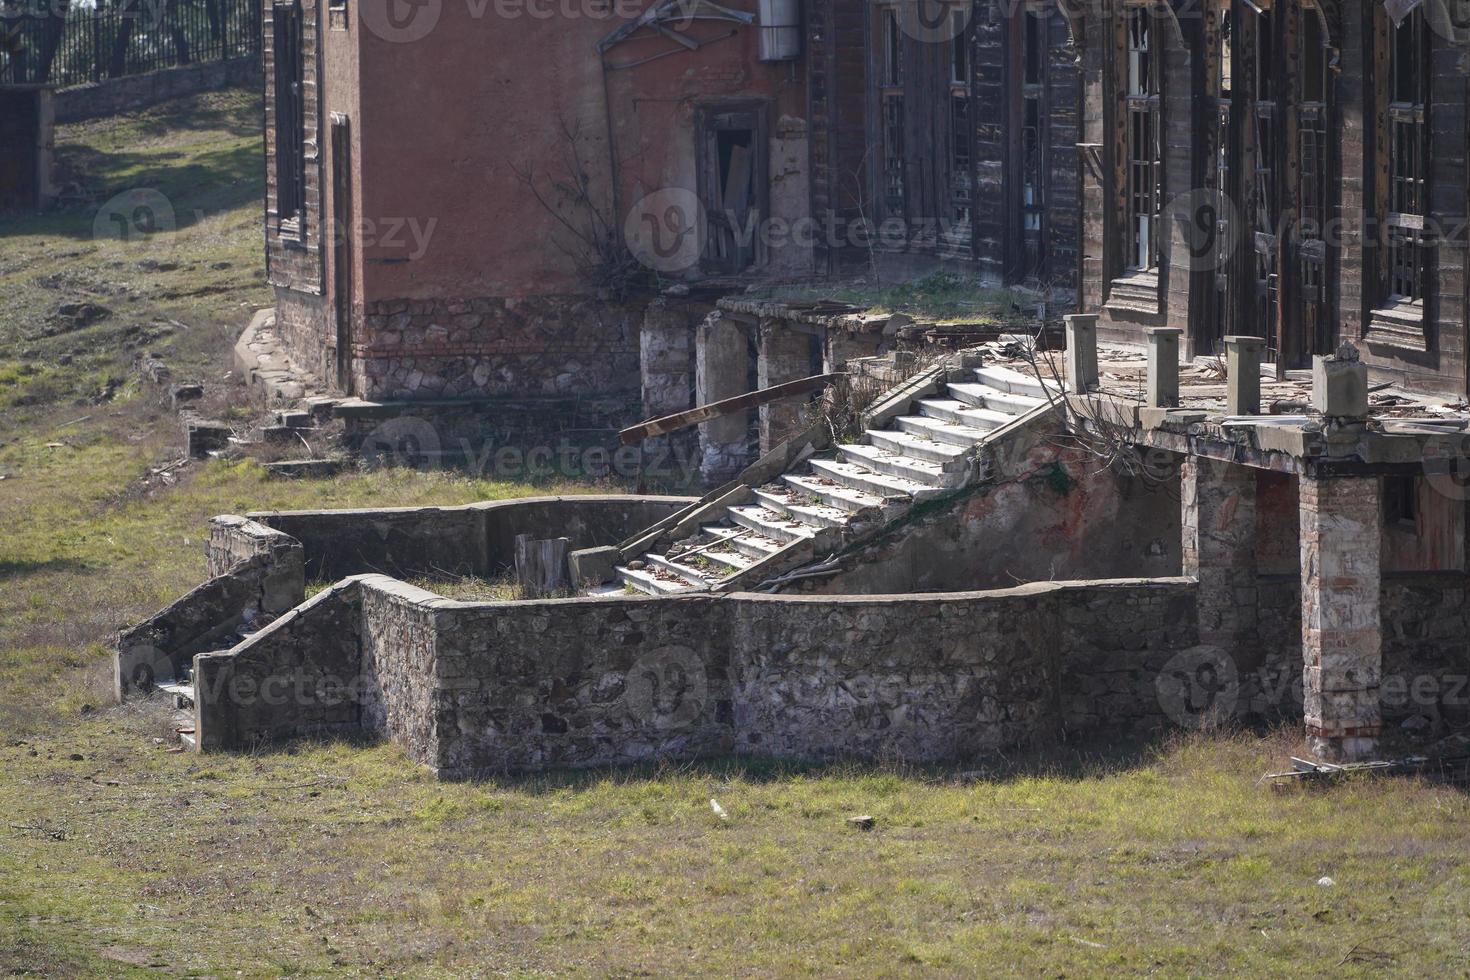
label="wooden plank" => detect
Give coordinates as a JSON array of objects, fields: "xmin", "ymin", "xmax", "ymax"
[
  {"xmin": 619, "ymin": 372, "xmax": 842, "ymax": 445},
  {"xmin": 514, "ymin": 534, "xmax": 569, "ymax": 596}
]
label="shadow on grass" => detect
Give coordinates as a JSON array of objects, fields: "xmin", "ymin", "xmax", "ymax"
[{"xmin": 0, "ymin": 557, "xmax": 95, "ymax": 581}]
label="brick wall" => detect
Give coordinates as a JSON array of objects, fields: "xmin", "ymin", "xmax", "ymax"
[{"xmin": 263, "ymin": 0, "xmax": 325, "ymax": 297}]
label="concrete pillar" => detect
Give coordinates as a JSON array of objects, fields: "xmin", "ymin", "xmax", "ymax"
[
  {"xmin": 695, "ymin": 312, "xmax": 753, "ymax": 483},
  {"xmin": 1300, "ymin": 474, "xmax": 1382, "ymax": 763},
  {"xmin": 1182, "ymin": 456, "xmax": 1258, "ymax": 657},
  {"xmin": 1145, "ymin": 327, "xmax": 1182, "ymax": 408},
  {"xmin": 1224, "ymin": 336, "xmax": 1265, "ymax": 416},
  {"xmin": 1065, "ymin": 314, "xmax": 1099, "ymax": 393},
  {"xmin": 1312, "ymin": 343, "xmax": 1369, "ymax": 419},
  {"xmin": 757, "ymin": 318, "xmax": 814, "ymax": 453}
]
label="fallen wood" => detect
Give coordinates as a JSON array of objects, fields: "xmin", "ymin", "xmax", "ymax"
[{"xmin": 619, "ymin": 372, "xmax": 842, "ymax": 445}]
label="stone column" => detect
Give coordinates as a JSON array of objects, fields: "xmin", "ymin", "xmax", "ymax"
[
  {"xmin": 1065, "ymin": 313, "xmax": 1099, "ymax": 393},
  {"xmin": 1182, "ymin": 456, "xmax": 1258, "ymax": 658},
  {"xmin": 1224, "ymin": 336, "xmax": 1265, "ymax": 415},
  {"xmin": 757, "ymin": 318, "xmax": 814, "ymax": 453},
  {"xmin": 1145, "ymin": 326, "xmax": 1182, "ymax": 408},
  {"xmin": 1300, "ymin": 473, "xmax": 1382, "ymax": 762},
  {"xmin": 640, "ymin": 299, "xmax": 697, "ymax": 478},
  {"xmin": 695, "ymin": 312, "xmax": 753, "ymax": 483}
]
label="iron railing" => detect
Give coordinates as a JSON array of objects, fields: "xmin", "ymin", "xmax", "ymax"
[{"xmin": 1, "ymin": 0, "xmax": 260, "ymax": 88}]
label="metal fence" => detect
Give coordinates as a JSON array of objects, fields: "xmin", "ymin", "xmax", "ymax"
[{"xmin": 1, "ymin": 0, "xmax": 260, "ymax": 87}]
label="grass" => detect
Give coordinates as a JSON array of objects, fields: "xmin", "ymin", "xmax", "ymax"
[
  {"xmin": 3, "ymin": 89, "xmax": 1470, "ymax": 977},
  {"xmin": 743, "ymin": 271, "xmax": 1037, "ymax": 325}
]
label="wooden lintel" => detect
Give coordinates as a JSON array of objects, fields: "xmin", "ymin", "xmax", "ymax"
[{"xmin": 619, "ymin": 373, "xmax": 842, "ymax": 446}]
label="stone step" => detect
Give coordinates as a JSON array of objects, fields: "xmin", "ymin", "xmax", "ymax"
[
  {"xmin": 839, "ymin": 443, "xmax": 967, "ymax": 488},
  {"xmin": 946, "ymin": 382, "xmax": 1045, "ymax": 416},
  {"xmin": 808, "ymin": 457, "xmax": 940, "ymax": 501},
  {"xmin": 615, "ymin": 564, "xmax": 699, "ymax": 595},
  {"xmin": 727, "ymin": 504, "xmax": 818, "ymax": 544},
  {"xmin": 646, "ymin": 553, "xmax": 721, "ymax": 588},
  {"xmin": 700, "ymin": 524, "xmax": 783, "ymax": 560},
  {"xmin": 752, "ymin": 487, "xmax": 851, "ymax": 529},
  {"xmin": 781, "ymin": 472, "xmax": 896, "ymax": 514},
  {"xmin": 894, "ymin": 414, "xmax": 993, "ymax": 448},
  {"xmin": 915, "ymin": 398, "xmax": 1016, "ymax": 430},
  {"xmin": 701, "ymin": 546, "xmax": 758, "ymax": 574},
  {"xmin": 973, "ymin": 364, "xmax": 1052, "ymax": 399},
  {"xmin": 866, "ymin": 427, "xmax": 971, "ymax": 464}
]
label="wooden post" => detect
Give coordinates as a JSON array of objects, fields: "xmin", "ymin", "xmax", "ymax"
[{"xmin": 514, "ymin": 535, "xmax": 570, "ymax": 596}]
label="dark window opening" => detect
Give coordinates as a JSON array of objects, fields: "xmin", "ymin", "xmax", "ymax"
[
  {"xmin": 1024, "ymin": 10, "xmax": 1043, "ymax": 86},
  {"xmin": 273, "ymin": 1, "xmax": 306, "ymax": 238},
  {"xmin": 884, "ymin": 8, "xmax": 902, "ymax": 86},
  {"xmin": 1385, "ymin": 474, "xmax": 1418, "ymax": 527},
  {"xmin": 951, "ymin": 10, "xmax": 968, "ymax": 83},
  {"xmin": 1124, "ymin": 7, "xmax": 1162, "ymax": 272},
  {"xmin": 1386, "ymin": 9, "xmax": 1428, "ymax": 304}
]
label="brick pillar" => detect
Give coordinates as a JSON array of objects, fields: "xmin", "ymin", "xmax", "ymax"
[
  {"xmin": 1300, "ymin": 474, "xmax": 1382, "ymax": 762},
  {"xmin": 757, "ymin": 318, "xmax": 813, "ymax": 453},
  {"xmin": 695, "ymin": 312, "xmax": 753, "ymax": 483},
  {"xmin": 824, "ymin": 328, "xmax": 883, "ymax": 374},
  {"xmin": 1182, "ymin": 457, "xmax": 1258, "ymax": 656}
]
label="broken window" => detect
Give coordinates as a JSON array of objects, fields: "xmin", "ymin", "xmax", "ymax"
[
  {"xmin": 1386, "ymin": 8, "xmax": 1428, "ymax": 304},
  {"xmin": 1299, "ymin": 5, "xmax": 1331, "ymax": 355},
  {"xmin": 1021, "ymin": 9, "xmax": 1046, "ymax": 273},
  {"xmin": 950, "ymin": 9, "xmax": 968, "ymax": 84},
  {"xmin": 879, "ymin": 6, "xmax": 905, "ymax": 218},
  {"xmin": 1249, "ymin": 8, "xmax": 1277, "ymax": 331},
  {"xmin": 272, "ymin": 0, "xmax": 306, "ymax": 238},
  {"xmin": 699, "ymin": 104, "xmax": 767, "ymax": 275},
  {"xmin": 1124, "ymin": 6, "xmax": 1162, "ymax": 272}
]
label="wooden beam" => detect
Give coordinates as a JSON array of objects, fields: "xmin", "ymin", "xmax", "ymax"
[{"xmin": 619, "ymin": 373, "xmax": 842, "ymax": 446}]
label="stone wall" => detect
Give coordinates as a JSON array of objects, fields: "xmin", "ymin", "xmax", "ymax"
[
  {"xmin": 52, "ymin": 56, "xmax": 262, "ymax": 124},
  {"xmin": 246, "ymin": 495, "xmax": 694, "ymax": 581},
  {"xmin": 193, "ymin": 578, "xmax": 364, "ymax": 750},
  {"xmin": 350, "ymin": 295, "xmax": 642, "ymax": 402},
  {"xmin": 116, "ymin": 519, "xmax": 304, "ymax": 698},
  {"xmin": 795, "ymin": 415, "xmax": 1182, "ymax": 594},
  {"xmin": 193, "ymin": 575, "xmax": 1202, "ymax": 771}
]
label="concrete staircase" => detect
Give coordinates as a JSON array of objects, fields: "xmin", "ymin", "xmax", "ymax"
[{"xmin": 597, "ymin": 362, "xmax": 1056, "ymax": 596}]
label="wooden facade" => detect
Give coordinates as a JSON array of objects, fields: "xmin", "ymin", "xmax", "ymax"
[
  {"xmin": 806, "ymin": 0, "xmax": 1081, "ymax": 293},
  {"xmin": 1076, "ymin": 0, "xmax": 1470, "ymax": 395}
]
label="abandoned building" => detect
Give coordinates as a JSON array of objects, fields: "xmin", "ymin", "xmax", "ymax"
[
  {"xmin": 1074, "ymin": 0, "xmax": 1469, "ymax": 397},
  {"xmin": 113, "ymin": 0, "xmax": 1470, "ymax": 773},
  {"xmin": 252, "ymin": 0, "xmax": 1080, "ymax": 463}
]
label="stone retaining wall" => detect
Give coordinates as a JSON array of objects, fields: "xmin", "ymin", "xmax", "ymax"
[
  {"xmin": 245, "ymin": 494, "xmax": 694, "ymax": 581},
  {"xmin": 192, "ymin": 576, "xmax": 1203, "ymax": 773}
]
